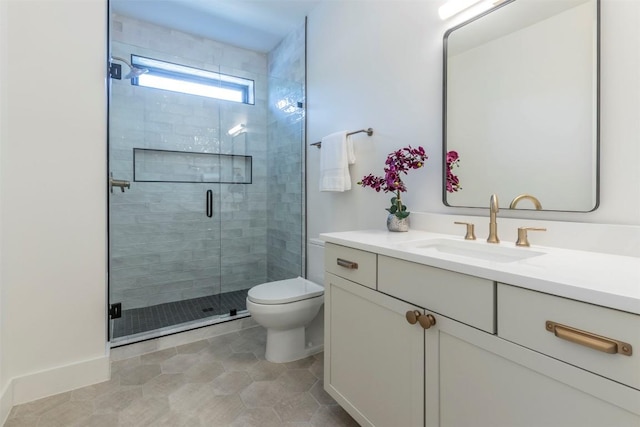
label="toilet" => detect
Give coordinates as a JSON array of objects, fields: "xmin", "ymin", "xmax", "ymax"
[{"xmin": 246, "ymin": 276, "xmax": 324, "ymax": 363}]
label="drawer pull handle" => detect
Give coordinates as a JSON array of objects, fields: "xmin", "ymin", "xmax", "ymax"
[
  {"xmin": 337, "ymin": 258, "xmax": 358, "ymax": 269},
  {"xmin": 545, "ymin": 321, "xmax": 632, "ymax": 356}
]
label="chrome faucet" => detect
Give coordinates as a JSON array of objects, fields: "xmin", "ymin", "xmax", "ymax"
[
  {"xmin": 487, "ymin": 194, "xmax": 500, "ymax": 243},
  {"xmin": 509, "ymin": 193, "xmax": 542, "ymax": 210}
]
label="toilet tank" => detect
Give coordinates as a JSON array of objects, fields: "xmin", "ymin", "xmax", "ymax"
[{"xmin": 307, "ymin": 239, "xmax": 325, "ymax": 286}]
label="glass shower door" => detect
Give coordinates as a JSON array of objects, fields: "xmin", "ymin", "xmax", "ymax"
[
  {"xmin": 108, "ymin": 179, "xmax": 222, "ymax": 343},
  {"xmin": 215, "ymin": 71, "xmax": 264, "ymax": 316},
  {"xmin": 108, "ymin": 64, "xmax": 223, "ymax": 344},
  {"xmin": 216, "ymin": 73, "xmax": 306, "ymax": 305}
]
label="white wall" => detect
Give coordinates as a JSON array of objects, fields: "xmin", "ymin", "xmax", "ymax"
[
  {"xmin": 0, "ymin": 0, "xmax": 109, "ymax": 417},
  {"xmin": 307, "ymin": 0, "xmax": 640, "ymax": 243},
  {"xmin": 0, "ymin": 0, "xmax": 7, "ymax": 418}
]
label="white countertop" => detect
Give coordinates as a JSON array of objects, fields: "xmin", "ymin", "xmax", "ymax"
[{"xmin": 320, "ymin": 230, "xmax": 640, "ymax": 315}]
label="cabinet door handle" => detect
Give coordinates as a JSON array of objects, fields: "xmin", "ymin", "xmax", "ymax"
[
  {"xmin": 406, "ymin": 310, "xmax": 421, "ymax": 325},
  {"xmin": 406, "ymin": 311, "xmax": 436, "ymax": 329},
  {"xmin": 545, "ymin": 321, "xmax": 632, "ymax": 356},
  {"xmin": 418, "ymin": 314, "xmax": 436, "ymax": 329},
  {"xmin": 336, "ymin": 258, "xmax": 358, "ymax": 269}
]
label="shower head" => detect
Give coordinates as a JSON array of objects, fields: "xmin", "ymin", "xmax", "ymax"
[{"xmin": 110, "ymin": 56, "xmax": 148, "ymax": 79}]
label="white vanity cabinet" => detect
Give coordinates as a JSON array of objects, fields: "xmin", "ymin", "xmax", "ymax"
[
  {"xmin": 324, "ymin": 272, "xmax": 424, "ymax": 427},
  {"xmin": 324, "ymin": 243, "xmax": 424, "ymax": 426},
  {"xmin": 324, "ymin": 242, "xmax": 640, "ymax": 427},
  {"xmin": 427, "ymin": 311, "xmax": 640, "ymax": 427}
]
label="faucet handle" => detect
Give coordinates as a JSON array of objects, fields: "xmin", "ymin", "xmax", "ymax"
[
  {"xmin": 516, "ymin": 227, "xmax": 546, "ymax": 247},
  {"xmin": 109, "ymin": 173, "xmax": 131, "ymax": 194},
  {"xmin": 454, "ymin": 222, "xmax": 476, "ymax": 240}
]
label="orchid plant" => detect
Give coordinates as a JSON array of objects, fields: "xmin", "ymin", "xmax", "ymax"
[
  {"xmin": 446, "ymin": 150, "xmax": 462, "ymax": 193},
  {"xmin": 358, "ymin": 146, "xmax": 428, "ymax": 220}
]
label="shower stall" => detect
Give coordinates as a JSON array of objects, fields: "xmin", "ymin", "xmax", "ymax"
[{"xmin": 108, "ymin": 12, "xmax": 306, "ymax": 345}]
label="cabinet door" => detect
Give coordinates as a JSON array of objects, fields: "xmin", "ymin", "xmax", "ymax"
[
  {"xmin": 425, "ymin": 315, "xmax": 640, "ymax": 427},
  {"xmin": 325, "ymin": 273, "xmax": 424, "ymax": 427}
]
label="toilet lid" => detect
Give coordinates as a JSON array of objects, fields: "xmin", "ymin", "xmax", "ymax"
[{"xmin": 247, "ymin": 277, "xmax": 324, "ymax": 305}]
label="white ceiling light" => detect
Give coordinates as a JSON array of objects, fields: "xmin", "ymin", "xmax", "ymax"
[{"xmin": 439, "ymin": 0, "xmax": 484, "ymax": 20}]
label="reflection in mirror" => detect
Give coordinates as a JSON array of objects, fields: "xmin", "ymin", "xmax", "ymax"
[{"xmin": 443, "ymin": 0, "xmax": 599, "ymax": 212}]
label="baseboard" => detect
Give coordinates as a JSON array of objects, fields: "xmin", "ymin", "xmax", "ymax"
[
  {"xmin": 1, "ymin": 380, "xmax": 14, "ymax": 427},
  {"xmin": 305, "ymin": 343, "xmax": 324, "ymax": 359},
  {"xmin": 11, "ymin": 355, "xmax": 110, "ymax": 406}
]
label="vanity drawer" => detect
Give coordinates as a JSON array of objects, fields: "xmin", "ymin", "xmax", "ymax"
[
  {"xmin": 378, "ymin": 256, "xmax": 495, "ymax": 333},
  {"xmin": 498, "ymin": 284, "xmax": 640, "ymax": 390},
  {"xmin": 325, "ymin": 243, "xmax": 377, "ymax": 289}
]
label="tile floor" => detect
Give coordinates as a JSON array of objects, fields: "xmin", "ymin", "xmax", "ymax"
[{"xmin": 6, "ymin": 327, "xmax": 359, "ymax": 427}]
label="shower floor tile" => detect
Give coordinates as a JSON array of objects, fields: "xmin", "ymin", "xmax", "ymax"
[{"xmin": 112, "ymin": 289, "xmax": 249, "ymax": 339}]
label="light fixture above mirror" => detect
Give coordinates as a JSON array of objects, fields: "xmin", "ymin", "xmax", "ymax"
[
  {"xmin": 439, "ymin": 0, "xmax": 511, "ymax": 21},
  {"xmin": 439, "ymin": 0, "xmax": 484, "ymax": 20}
]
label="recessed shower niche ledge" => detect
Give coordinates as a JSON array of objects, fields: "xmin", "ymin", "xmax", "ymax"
[{"xmin": 133, "ymin": 148, "xmax": 252, "ymax": 184}]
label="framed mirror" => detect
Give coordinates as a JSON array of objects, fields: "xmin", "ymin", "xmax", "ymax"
[{"xmin": 443, "ymin": 0, "xmax": 599, "ymax": 212}]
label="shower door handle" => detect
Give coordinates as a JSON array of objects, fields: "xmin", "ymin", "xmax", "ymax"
[{"xmin": 206, "ymin": 190, "xmax": 213, "ymax": 218}]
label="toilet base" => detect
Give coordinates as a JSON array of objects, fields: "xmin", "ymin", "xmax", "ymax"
[{"xmin": 265, "ymin": 326, "xmax": 307, "ymax": 363}]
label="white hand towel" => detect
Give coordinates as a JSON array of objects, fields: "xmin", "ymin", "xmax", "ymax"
[
  {"xmin": 319, "ymin": 131, "xmax": 355, "ymax": 192},
  {"xmin": 346, "ymin": 134, "xmax": 356, "ymax": 165}
]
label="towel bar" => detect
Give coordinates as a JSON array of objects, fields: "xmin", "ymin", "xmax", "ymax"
[{"xmin": 311, "ymin": 128, "xmax": 373, "ymax": 148}]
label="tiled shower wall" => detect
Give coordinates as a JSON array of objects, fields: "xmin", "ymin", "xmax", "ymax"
[
  {"xmin": 109, "ymin": 14, "xmax": 281, "ymax": 310},
  {"xmin": 266, "ymin": 24, "xmax": 306, "ymax": 282}
]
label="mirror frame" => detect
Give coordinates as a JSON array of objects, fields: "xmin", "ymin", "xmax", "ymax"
[{"xmin": 442, "ymin": 0, "xmax": 600, "ymax": 212}]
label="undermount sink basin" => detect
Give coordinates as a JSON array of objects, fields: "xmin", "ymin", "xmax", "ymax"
[{"xmin": 398, "ymin": 238, "xmax": 545, "ymax": 263}]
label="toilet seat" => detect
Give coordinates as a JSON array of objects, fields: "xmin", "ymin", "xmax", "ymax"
[{"xmin": 247, "ymin": 277, "xmax": 324, "ymax": 305}]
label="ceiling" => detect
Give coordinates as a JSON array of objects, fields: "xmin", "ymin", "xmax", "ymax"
[{"xmin": 110, "ymin": 0, "xmax": 323, "ymax": 53}]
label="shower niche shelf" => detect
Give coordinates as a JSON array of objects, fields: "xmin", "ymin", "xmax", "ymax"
[{"xmin": 133, "ymin": 148, "xmax": 252, "ymax": 184}]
